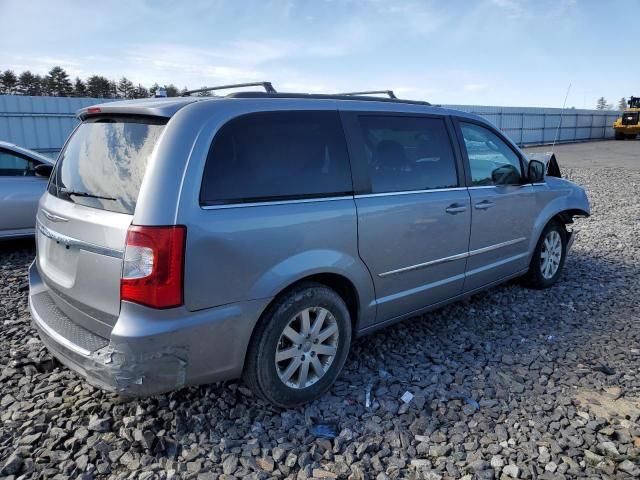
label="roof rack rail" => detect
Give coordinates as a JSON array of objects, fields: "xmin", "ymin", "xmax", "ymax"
[
  {"xmin": 226, "ymin": 91, "xmax": 431, "ymax": 106},
  {"xmin": 182, "ymin": 82, "xmax": 276, "ymax": 97},
  {"xmin": 335, "ymin": 90, "xmax": 397, "ymax": 99}
]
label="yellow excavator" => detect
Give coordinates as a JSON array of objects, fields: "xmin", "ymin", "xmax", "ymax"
[{"xmin": 613, "ymin": 96, "xmax": 640, "ymax": 139}]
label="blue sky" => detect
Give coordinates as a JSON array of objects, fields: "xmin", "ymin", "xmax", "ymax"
[{"xmin": 1, "ymin": 0, "xmax": 637, "ymax": 107}]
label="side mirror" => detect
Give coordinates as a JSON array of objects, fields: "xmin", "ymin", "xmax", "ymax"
[
  {"xmin": 527, "ymin": 159, "xmax": 545, "ymax": 183},
  {"xmin": 35, "ymin": 163, "xmax": 53, "ymax": 178},
  {"xmin": 491, "ymin": 164, "xmax": 521, "ymax": 185}
]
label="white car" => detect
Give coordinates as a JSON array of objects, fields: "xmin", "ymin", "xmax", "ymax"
[{"xmin": 0, "ymin": 141, "xmax": 54, "ymax": 239}]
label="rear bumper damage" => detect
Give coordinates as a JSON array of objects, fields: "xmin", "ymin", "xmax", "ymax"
[{"xmin": 29, "ymin": 261, "xmax": 269, "ymax": 396}]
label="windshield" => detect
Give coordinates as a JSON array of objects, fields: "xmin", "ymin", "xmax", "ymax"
[{"xmin": 49, "ymin": 117, "xmax": 166, "ymax": 214}]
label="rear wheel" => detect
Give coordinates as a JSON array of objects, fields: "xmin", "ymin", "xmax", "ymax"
[
  {"xmin": 614, "ymin": 131, "xmax": 625, "ymax": 140},
  {"xmin": 626, "ymin": 134, "xmax": 638, "ymax": 139},
  {"xmin": 243, "ymin": 283, "xmax": 352, "ymax": 407},
  {"xmin": 525, "ymin": 221, "xmax": 567, "ymax": 289}
]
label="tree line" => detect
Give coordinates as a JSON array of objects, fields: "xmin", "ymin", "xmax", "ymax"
[
  {"xmin": 0, "ymin": 66, "xmax": 215, "ymax": 99},
  {"xmin": 597, "ymin": 97, "xmax": 632, "ymax": 111},
  {"xmin": 1, "ymin": 66, "xmax": 637, "ymax": 109}
]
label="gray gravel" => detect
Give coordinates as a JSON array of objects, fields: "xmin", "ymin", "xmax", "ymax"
[{"xmin": 1, "ymin": 166, "xmax": 640, "ymax": 479}]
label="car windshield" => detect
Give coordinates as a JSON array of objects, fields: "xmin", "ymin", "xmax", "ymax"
[{"xmin": 49, "ymin": 117, "xmax": 166, "ymax": 214}]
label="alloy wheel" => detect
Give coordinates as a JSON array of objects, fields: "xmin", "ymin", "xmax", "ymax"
[
  {"xmin": 540, "ymin": 230, "xmax": 562, "ymax": 279},
  {"xmin": 274, "ymin": 307, "xmax": 339, "ymax": 389}
]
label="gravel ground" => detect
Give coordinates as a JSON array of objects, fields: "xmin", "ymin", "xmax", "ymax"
[{"xmin": 1, "ymin": 166, "xmax": 640, "ymax": 480}]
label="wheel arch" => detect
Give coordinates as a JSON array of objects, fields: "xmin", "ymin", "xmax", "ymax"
[
  {"xmin": 241, "ymin": 271, "xmax": 364, "ymax": 378},
  {"xmin": 552, "ymin": 208, "xmax": 590, "ymax": 226},
  {"xmin": 529, "ymin": 183, "xmax": 590, "ymax": 255},
  {"xmin": 531, "ymin": 208, "xmax": 586, "ymax": 254},
  {"xmin": 255, "ymin": 272, "xmax": 362, "ymax": 335}
]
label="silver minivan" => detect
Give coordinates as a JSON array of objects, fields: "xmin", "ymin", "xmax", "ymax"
[{"xmin": 29, "ymin": 84, "xmax": 590, "ymax": 406}]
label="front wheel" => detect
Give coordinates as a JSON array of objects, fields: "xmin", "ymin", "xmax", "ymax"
[
  {"xmin": 614, "ymin": 131, "xmax": 625, "ymax": 140},
  {"xmin": 525, "ymin": 221, "xmax": 567, "ymax": 289},
  {"xmin": 243, "ymin": 283, "xmax": 352, "ymax": 407}
]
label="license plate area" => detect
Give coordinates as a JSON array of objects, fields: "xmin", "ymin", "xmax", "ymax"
[{"xmin": 37, "ymin": 228, "xmax": 80, "ymax": 289}]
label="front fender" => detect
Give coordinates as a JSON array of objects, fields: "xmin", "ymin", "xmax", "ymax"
[
  {"xmin": 529, "ymin": 179, "xmax": 590, "ymax": 254},
  {"xmin": 248, "ymin": 249, "xmax": 377, "ymax": 329}
]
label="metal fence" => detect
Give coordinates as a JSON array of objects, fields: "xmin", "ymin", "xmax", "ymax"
[
  {"xmin": 443, "ymin": 104, "xmax": 620, "ymax": 146},
  {"xmin": 0, "ymin": 95, "xmax": 621, "ymax": 157},
  {"xmin": 0, "ymin": 95, "xmax": 116, "ymax": 158}
]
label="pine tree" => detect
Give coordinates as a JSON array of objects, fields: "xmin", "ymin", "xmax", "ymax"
[
  {"xmin": 149, "ymin": 83, "xmax": 160, "ymax": 97},
  {"xmin": 0, "ymin": 70, "xmax": 18, "ymax": 94},
  {"xmin": 17, "ymin": 71, "xmax": 40, "ymax": 95},
  {"xmin": 46, "ymin": 66, "xmax": 73, "ymax": 96},
  {"xmin": 596, "ymin": 97, "xmax": 608, "ymax": 110},
  {"xmin": 86, "ymin": 75, "xmax": 112, "ymax": 98},
  {"xmin": 618, "ymin": 97, "xmax": 627, "ymax": 111},
  {"xmin": 73, "ymin": 77, "xmax": 87, "ymax": 97},
  {"xmin": 117, "ymin": 77, "xmax": 134, "ymax": 99},
  {"xmin": 108, "ymin": 80, "xmax": 118, "ymax": 98},
  {"xmin": 33, "ymin": 75, "xmax": 45, "ymax": 95},
  {"xmin": 165, "ymin": 84, "xmax": 180, "ymax": 97},
  {"xmin": 132, "ymin": 84, "xmax": 149, "ymax": 99}
]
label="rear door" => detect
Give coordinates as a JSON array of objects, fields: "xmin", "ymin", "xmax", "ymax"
[
  {"xmin": 342, "ymin": 112, "xmax": 471, "ymax": 322},
  {"xmin": 454, "ymin": 119, "xmax": 537, "ymax": 292},
  {"xmin": 37, "ymin": 116, "xmax": 166, "ymax": 337},
  {"xmin": 0, "ymin": 148, "xmax": 48, "ymax": 236}
]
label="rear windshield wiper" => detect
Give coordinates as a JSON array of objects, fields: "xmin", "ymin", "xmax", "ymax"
[{"xmin": 60, "ymin": 188, "xmax": 116, "ymax": 201}]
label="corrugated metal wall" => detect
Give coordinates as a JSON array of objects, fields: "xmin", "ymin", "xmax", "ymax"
[
  {"xmin": 0, "ymin": 95, "xmax": 622, "ymax": 158},
  {"xmin": 0, "ymin": 95, "xmax": 116, "ymax": 158},
  {"xmin": 442, "ymin": 104, "xmax": 620, "ymax": 146}
]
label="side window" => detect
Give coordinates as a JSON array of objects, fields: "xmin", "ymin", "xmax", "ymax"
[
  {"xmin": 200, "ymin": 111, "xmax": 352, "ymax": 205},
  {"xmin": 460, "ymin": 122, "xmax": 522, "ymax": 186},
  {"xmin": 0, "ymin": 150, "xmax": 36, "ymax": 177},
  {"xmin": 355, "ymin": 115, "xmax": 458, "ymax": 193}
]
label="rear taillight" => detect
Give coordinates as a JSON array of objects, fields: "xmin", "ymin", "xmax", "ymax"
[{"xmin": 121, "ymin": 225, "xmax": 186, "ymax": 309}]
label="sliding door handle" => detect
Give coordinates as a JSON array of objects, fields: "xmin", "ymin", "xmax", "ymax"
[
  {"xmin": 445, "ymin": 204, "xmax": 467, "ymax": 214},
  {"xmin": 475, "ymin": 200, "xmax": 496, "ymax": 210}
]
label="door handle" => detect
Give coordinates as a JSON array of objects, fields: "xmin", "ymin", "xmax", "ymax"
[
  {"xmin": 475, "ymin": 200, "xmax": 496, "ymax": 210},
  {"xmin": 445, "ymin": 204, "xmax": 467, "ymax": 214}
]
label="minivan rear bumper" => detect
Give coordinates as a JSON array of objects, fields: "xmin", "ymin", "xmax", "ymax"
[{"xmin": 29, "ymin": 261, "xmax": 270, "ymax": 395}]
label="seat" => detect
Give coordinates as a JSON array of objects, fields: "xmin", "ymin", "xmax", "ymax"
[{"xmin": 371, "ymin": 140, "xmax": 411, "ymax": 192}]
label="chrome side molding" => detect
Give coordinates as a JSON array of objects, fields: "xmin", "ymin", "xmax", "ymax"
[{"xmin": 378, "ymin": 237, "xmax": 526, "ymax": 277}]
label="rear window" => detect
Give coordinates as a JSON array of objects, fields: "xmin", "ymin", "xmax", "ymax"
[
  {"xmin": 200, "ymin": 111, "xmax": 352, "ymax": 205},
  {"xmin": 48, "ymin": 116, "xmax": 166, "ymax": 214}
]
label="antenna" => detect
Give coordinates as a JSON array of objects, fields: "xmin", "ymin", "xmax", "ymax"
[{"xmin": 551, "ymin": 83, "xmax": 571, "ymax": 152}]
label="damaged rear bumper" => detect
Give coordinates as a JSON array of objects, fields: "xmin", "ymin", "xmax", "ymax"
[{"xmin": 28, "ymin": 261, "xmax": 270, "ymax": 396}]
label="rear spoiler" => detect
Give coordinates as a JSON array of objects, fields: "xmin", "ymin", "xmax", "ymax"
[
  {"xmin": 76, "ymin": 97, "xmax": 200, "ymax": 121},
  {"xmin": 527, "ymin": 152, "xmax": 561, "ymax": 178}
]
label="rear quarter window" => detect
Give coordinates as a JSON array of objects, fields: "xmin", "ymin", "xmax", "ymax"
[{"xmin": 200, "ymin": 111, "xmax": 352, "ymax": 205}]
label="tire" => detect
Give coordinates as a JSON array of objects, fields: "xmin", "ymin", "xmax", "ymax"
[
  {"xmin": 243, "ymin": 282, "xmax": 352, "ymax": 407},
  {"xmin": 614, "ymin": 131, "xmax": 625, "ymax": 140},
  {"xmin": 626, "ymin": 134, "xmax": 638, "ymax": 139},
  {"xmin": 525, "ymin": 220, "xmax": 567, "ymax": 289}
]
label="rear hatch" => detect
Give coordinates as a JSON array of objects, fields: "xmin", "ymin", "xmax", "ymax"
[{"xmin": 36, "ymin": 115, "xmax": 166, "ymax": 337}]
